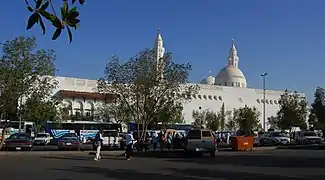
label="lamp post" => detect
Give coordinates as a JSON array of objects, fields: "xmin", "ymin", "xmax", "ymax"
[
  {"xmin": 199, "ymin": 106, "xmax": 202, "ymax": 129},
  {"xmin": 261, "ymin": 73, "xmax": 268, "ymax": 131}
]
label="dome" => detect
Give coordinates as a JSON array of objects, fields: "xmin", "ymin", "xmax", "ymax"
[
  {"xmin": 200, "ymin": 75, "xmax": 215, "ymax": 85},
  {"xmin": 215, "ymin": 66, "xmax": 246, "ymax": 87}
]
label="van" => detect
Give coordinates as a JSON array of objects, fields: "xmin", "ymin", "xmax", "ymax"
[{"xmin": 184, "ymin": 129, "xmax": 217, "ymax": 157}]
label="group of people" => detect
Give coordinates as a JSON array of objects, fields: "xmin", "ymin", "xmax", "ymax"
[{"xmin": 93, "ymin": 129, "xmax": 136, "ymax": 161}]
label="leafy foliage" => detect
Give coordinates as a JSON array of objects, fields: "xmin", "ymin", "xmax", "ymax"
[
  {"xmin": 233, "ymin": 106, "xmax": 260, "ymax": 134},
  {"xmin": 95, "ymin": 102, "xmax": 132, "ymax": 124},
  {"xmin": 22, "ymin": 94, "xmax": 60, "ymax": 131},
  {"xmin": 309, "ymin": 87, "xmax": 325, "ymax": 129},
  {"xmin": 97, "ymin": 49, "xmax": 198, "ymax": 140},
  {"xmin": 219, "ymin": 103, "xmax": 226, "ymax": 131},
  {"xmin": 192, "ymin": 109, "xmax": 221, "ymax": 131},
  {"xmin": 276, "ymin": 90, "xmax": 308, "ymax": 130},
  {"xmin": 0, "ymin": 36, "xmax": 56, "ymax": 147},
  {"xmin": 267, "ymin": 116, "xmax": 280, "ymax": 129},
  {"xmin": 156, "ymin": 102, "xmax": 185, "ymax": 124},
  {"xmin": 24, "ymin": 0, "xmax": 85, "ymax": 43}
]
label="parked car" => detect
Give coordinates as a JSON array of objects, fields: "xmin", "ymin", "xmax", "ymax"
[
  {"xmin": 57, "ymin": 133, "xmax": 81, "ymax": 151},
  {"xmin": 259, "ymin": 132, "xmax": 290, "ymax": 146},
  {"xmin": 295, "ymin": 131, "xmax": 322, "ymax": 144},
  {"xmin": 184, "ymin": 129, "xmax": 217, "ymax": 157},
  {"xmin": 33, "ymin": 133, "xmax": 52, "ymax": 146},
  {"xmin": 5, "ymin": 133, "xmax": 33, "ymax": 151}
]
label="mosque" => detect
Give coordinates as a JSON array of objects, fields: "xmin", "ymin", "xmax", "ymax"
[{"xmin": 50, "ymin": 30, "xmax": 299, "ymax": 130}]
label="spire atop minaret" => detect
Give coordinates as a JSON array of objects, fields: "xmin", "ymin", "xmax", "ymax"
[
  {"xmin": 228, "ymin": 39, "xmax": 239, "ymax": 68},
  {"xmin": 156, "ymin": 28, "xmax": 163, "ymax": 42}
]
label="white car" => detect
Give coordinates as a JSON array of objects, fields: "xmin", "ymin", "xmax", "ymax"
[
  {"xmin": 295, "ymin": 131, "xmax": 322, "ymax": 144},
  {"xmin": 33, "ymin": 133, "xmax": 52, "ymax": 146},
  {"xmin": 259, "ymin": 132, "xmax": 290, "ymax": 146}
]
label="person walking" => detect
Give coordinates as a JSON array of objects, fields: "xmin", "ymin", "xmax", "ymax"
[
  {"xmin": 151, "ymin": 131, "xmax": 158, "ymax": 151},
  {"xmin": 125, "ymin": 131, "xmax": 135, "ymax": 160},
  {"xmin": 94, "ymin": 129, "xmax": 104, "ymax": 161}
]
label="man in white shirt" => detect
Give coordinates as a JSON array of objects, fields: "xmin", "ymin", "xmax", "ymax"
[
  {"xmin": 94, "ymin": 129, "xmax": 104, "ymax": 161},
  {"xmin": 125, "ymin": 131, "xmax": 135, "ymax": 160}
]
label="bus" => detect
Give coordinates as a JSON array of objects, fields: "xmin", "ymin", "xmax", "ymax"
[
  {"xmin": 0, "ymin": 120, "xmax": 36, "ymax": 140},
  {"xmin": 45, "ymin": 121, "xmax": 122, "ymax": 143}
]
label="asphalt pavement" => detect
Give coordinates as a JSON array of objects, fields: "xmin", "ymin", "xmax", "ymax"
[{"xmin": 0, "ymin": 149, "xmax": 325, "ymax": 180}]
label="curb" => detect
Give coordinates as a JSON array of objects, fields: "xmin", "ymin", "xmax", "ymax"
[{"xmin": 276, "ymin": 144, "xmax": 325, "ymax": 150}]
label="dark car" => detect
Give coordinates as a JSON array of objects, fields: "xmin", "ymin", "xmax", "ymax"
[
  {"xmin": 57, "ymin": 133, "xmax": 81, "ymax": 151},
  {"xmin": 5, "ymin": 133, "xmax": 33, "ymax": 151}
]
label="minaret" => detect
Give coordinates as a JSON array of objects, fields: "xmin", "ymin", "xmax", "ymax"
[
  {"xmin": 154, "ymin": 28, "xmax": 165, "ymax": 78},
  {"xmin": 228, "ymin": 39, "xmax": 239, "ymax": 68}
]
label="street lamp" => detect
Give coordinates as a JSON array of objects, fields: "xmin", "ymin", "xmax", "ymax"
[
  {"xmin": 199, "ymin": 106, "xmax": 202, "ymax": 129},
  {"xmin": 261, "ymin": 73, "xmax": 268, "ymax": 131}
]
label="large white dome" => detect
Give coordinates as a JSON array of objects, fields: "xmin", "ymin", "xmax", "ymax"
[{"xmin": 215, "ymin": 66, "xmax": 246, "ymax": 87}]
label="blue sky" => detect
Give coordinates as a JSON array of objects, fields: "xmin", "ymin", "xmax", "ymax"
[{"xmin": 0, "ymin": 0, "xmax": 324, "ymax": 102}]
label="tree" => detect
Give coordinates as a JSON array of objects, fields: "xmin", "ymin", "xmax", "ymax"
[
  {"xmin": 219, "ymin": 103, "xmax": 226, "ymax": 131},
  {"xmin": 95, "ymin": 102, "xmax": 132, "ymax": 124},
  {"xmin": 21, "ymin": 94, "xmax": 60, "ymax": 131},
  {"xmin": 192, "ymin": 110, "xmax": 205, "ymax": 126},
  {"xmin": 276, "ymin": 90, "xmax": 308, "ymax": 130},
  {"xmin": 233, "ymin": 106, "xmax": 260, "ymax": 134},
  {"xmin": 267, "ymin": 116, "xmax": 280, "ymax": 129},
  {"xmin": 309, "ymin": 87, "xmax": 325, "ymax": 128},
  {"xmin": 156, "ymin": 102, "xmax": 185, "ymax": 124},
  {"xmin": 97, "ymin": 49, "xmax": 198, "ymax": 141},
  {"xmin": 24, "ymin": 0, "xmax": 85, "ymax": 43},
  {"xmin": 225, "ymin": 110, "xmax": 237, "ymax": 131},
  {"xmin": 205, "ymin": 111, "xmax": 220, "ymax": 131},
  {"xmin": 0, "ymin": 36, "xmax": 56, "ymax": 149}
]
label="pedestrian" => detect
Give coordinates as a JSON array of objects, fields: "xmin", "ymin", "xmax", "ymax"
[
  {"xmin": 125, "ymin": 131, "xmax": 135, "ymax": 160},
  {"xmin": 151, "ymin": 131, "xmax": 158, "ymax": 151},
  {"xmin": 94, "ymin": 129, "xmax": 104, "ymax": 161},
  {"xmin": 166, "ymin": 131, "xmax": 172, "ymax": 151}
]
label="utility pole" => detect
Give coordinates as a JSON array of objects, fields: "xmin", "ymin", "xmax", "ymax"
[{"xmin": 261, "ymin": 73, "xmax": 268, "ymax": 131}]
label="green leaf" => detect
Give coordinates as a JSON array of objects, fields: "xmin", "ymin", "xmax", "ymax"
[
  {"xmin": 27, "ymin": 13, "xmax": 39, "ymax": 30},
  {"xmin": 67, "ymin": 26, "xmax": 73, "ymax": 43},
  {"xmin": 79, "ymin": 0, "xmax": 85, "ymax": 5},
  {"xmin": 67, "ymin": 10, "xmax": 79, "ymax": 20},
  {"xmin": 61, "ymin": 1, "xmax": 69, "ymax": 20},
  {"xmin": 40, "ymin": 1, "xmax": 49, "ymax": 11},
  {"xmin": 67, "ymin": 19, "xmax": 80, "ymax": 26},
  {"xmin": 52, "ymin": 28, "xmax": 62, "ymax": 40},
  {"xmin": 52, "ymin": 17, "xmax": 62, "ymax": 28},
  {"xmin": 27, "ymin": 6, "xmax": 34, "ymax": 12},
  {"xmin": 39, "ymin": 17, "xmax": 46, "ymax": 35},
  {"xmin": 39, "ymin": 10, "xmax": 56, "ymax": 22},
  {"xmin": 36, "ymin": 0, "xmax": 43, "ymax": 9}
]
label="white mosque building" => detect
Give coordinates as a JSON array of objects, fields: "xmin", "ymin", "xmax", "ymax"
[{"xmin": 50, "ymin": 30, "xmax": 300, "ymax": 130}]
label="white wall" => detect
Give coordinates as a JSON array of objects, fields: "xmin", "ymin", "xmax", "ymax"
[{"xmin": 50, "ymin": 76, "xmax": 304, "ymax": 129}]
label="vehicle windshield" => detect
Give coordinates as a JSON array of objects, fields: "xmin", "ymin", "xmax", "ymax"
[
  {"xmin": 303, "ymin": 132, "xmax": 317, "ymax": 136},
  {"xmin": 61, "ymin": 133, "xmax": 77, "ymax": 138},
  {"xmin": 9, "ymin": 133, "xmax": 30, "ymax": 140},
  {"xmin": 36, "ymin": 134, "xmax": 48, "ymax": 138},
  {"xmin": 103, "ymin": 131, "xmax": 118, "ymax": 137},
  {"xmin": 270, "ymin": 132, "xmax": 286, "ymax": 137}
]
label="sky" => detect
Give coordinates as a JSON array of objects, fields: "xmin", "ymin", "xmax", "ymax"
[{"xmin": 0, "ymin": 0, "xmax": 324, "ymax": 102}]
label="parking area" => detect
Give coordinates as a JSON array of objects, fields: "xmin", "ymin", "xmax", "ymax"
[{"xmin": 1, "ymin": 149, "xmax": 325, "ymax": 180}]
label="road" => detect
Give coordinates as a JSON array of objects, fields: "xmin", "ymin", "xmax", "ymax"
[{"xmin": 0, "ymin": 149, "xmax": 325, "ymax": 180}]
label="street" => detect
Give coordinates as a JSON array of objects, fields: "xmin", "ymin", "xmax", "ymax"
[{"xmin": 0, "ymin": 149, "xmax": 325, "ymax": 180}]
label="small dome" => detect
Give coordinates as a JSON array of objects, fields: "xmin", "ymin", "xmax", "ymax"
[
  {"xmin": 200, "ymin": 75, "xmax": 215, "ymax": 85},
  {"xmin": 215, "ymin": 66, "xmax": 246, "ymax": 87}
]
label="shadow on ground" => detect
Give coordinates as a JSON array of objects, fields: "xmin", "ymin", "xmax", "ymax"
[
  {"xmin": 51, "ymin": 165, "xmax": 319, "ymax": 180},
  {"xmin": 166, "ymin": 154, "xmax": 325, "ymax": 168}
]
